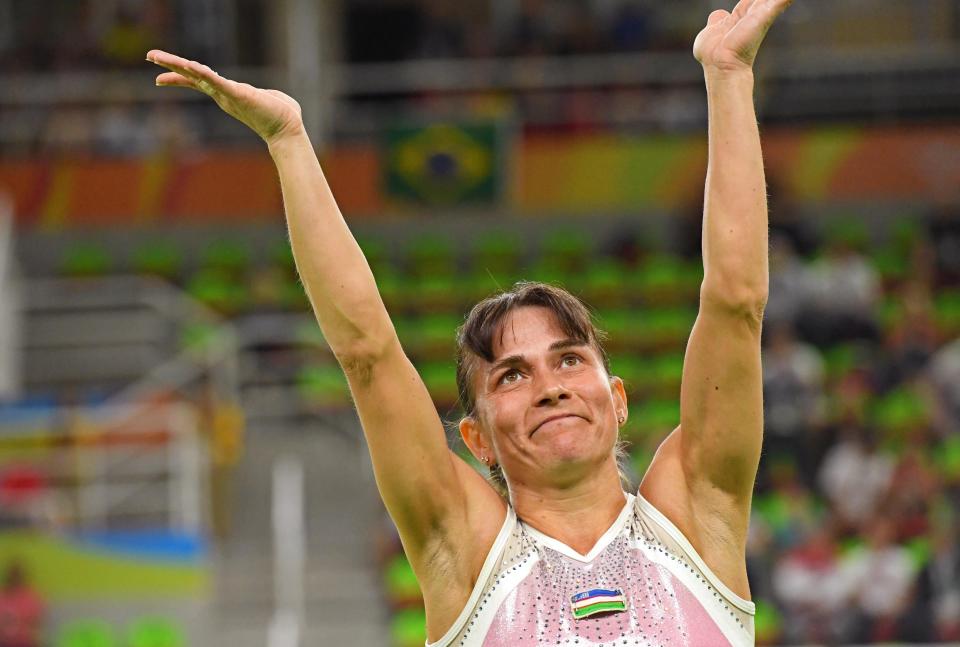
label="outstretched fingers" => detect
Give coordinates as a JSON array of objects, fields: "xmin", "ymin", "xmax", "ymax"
[
  {"xmin": 707, "ymin": 9, "xmax": 730, "ymax": 26},
  {"xmin": 154, "ymin": 71, "xmax": 197, "ymax": 89},
  {"xmin": 147, "ymin": 49, "xmax": 233, "ymax": 98},
  {"xmin": 753, "ymin": 0, "xmax": 794, "ymax": 22},
  {"xmin": 730, "ymin": 0, "xmax": 759, "ymax": 20}
]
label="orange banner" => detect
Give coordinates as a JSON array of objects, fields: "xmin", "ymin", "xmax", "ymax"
[{"xmin": 1, "ymin": 125, "xmax": 957, "ymax": 228}]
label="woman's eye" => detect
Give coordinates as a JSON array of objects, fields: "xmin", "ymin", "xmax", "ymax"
[
  {"xmin": 500, "ymin": 369, "xmax": 521, "ymax": 384},
  {"xmin": 562, "ymin": 355, "xmax": 582, "ymax": 367}
]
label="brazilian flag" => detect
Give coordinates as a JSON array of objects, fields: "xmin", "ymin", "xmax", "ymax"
[{"xmin": 384, "ymin": 122, "xmax": 500, "ymax": 207}]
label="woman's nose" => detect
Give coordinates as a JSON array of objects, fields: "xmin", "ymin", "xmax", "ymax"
[{"xmin": 536, "ymin": 383, "xmax": 571, "ymax": 406}]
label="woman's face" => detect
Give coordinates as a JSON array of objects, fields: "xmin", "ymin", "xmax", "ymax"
[{"xmin": 464, "ymin": 306, "xmax": 627, "ymax": 490}]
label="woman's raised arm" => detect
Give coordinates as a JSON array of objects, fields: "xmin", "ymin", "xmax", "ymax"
[{"xmin": 147, "ymin": 51, "xmax": 504, "ymax": 561}]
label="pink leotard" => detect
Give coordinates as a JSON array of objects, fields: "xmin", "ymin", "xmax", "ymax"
[{"xmin": 427, "ymin": 492, "xmax": 754, "ymax": 647}]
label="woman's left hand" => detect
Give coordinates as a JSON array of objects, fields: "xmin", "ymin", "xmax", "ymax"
[{"xmin": 693, "ymin": 0, "xmax": 793, "ymax": 74}]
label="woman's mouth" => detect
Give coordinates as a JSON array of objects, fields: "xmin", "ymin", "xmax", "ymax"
[{"xmin": 532, "ymin": 414, "xmax": 581, "ymax": 436}]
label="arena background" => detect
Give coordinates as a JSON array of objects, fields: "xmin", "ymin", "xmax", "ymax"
[{"xmin": 0, "ymin": 1, "xmax": 959, "ymax": 645}]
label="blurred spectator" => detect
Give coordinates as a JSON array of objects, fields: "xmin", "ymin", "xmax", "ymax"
[
  {"xmin": 39, "ymin": 108, "xmax": 96, "ymax": 155},
  {"xmin": 98, "ymin": 0, "xmax": 169, "ymax": 68},
  {"xmin": 922, "ymin": 518, "xmax": 960, "ymax": 642},
  {"xmin": 416, "ymin": 1, "xmax": 467, "ymax": 59},
  {"xmin": 763, "ymin": 233, "xmax": 812, "ymax": 331},
  {"xmin": 873, "ymin": 281, "xmax": 940, "ymax": 392},
  {"xmin": 885, "ymin": 427, "xmax": 939, "ymax": 541},
  {"xmin": 838, "ymin": 517, "xmax": 918, "ymax": 643},
  {"xmin": 771, "ymin": 524, "xmax": 847, "ymax": 644},
  {"xmin": 817, "ymin": 425, "xmax": 893, "ymax": 532},
  {"xmin": 929, "ymin": 337, "xmax": 960, "ymax": 433},
  {"xmin": 94, "ymin": 97, "xmax": 155, "ymax": 156},
  {"xmin": 761, "ymin": 322, "xmax": 825, "ymax": 471},
  {"xmin": 608, "ymin": 1, "xmax": 654, "ymax": 52},
  {"xmin": 144, "ymin": 100, "xmax": 203, "ymax": 153},
  {"xmin": 502, "ymin": 0, "xmax": 563, "ymax": 57},
  {"xmin": 755, "ymin": 459, "xmax": 822, "ymax": 551},
  {"xmin": 0, "ymin": 560, "xmax": 44, "ymax": 647},
  {"xmin": 929, "ymin": 205, "xmax": 960, "ymax": 288},
  {"xmin": 195, "ymin": 380, "xmax": 245, "ymax": 542},
  {"xmin": 798, "ymin": 237, "xmax": 882, "ymax": 347}
]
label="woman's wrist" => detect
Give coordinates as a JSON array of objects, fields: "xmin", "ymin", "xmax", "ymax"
[
  {"xmin": 702, "ymin": 64, "xmax": 755, "ymax": 85},
  {"xmin": 266, "ymin": 125, "xmax": 310, "ymax": 158}
]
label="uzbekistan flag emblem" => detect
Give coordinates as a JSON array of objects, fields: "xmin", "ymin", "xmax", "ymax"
[{"xmin": 570, "ymin": 588, "xmax": 627, "ymax": 619}]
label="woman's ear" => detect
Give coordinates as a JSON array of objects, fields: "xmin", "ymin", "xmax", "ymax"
[
  {"xmin": 609, "ymin": 375, "xmax": 628, "ymax": 425},
  {"xmin": 459, "ymin": 415, "xmax": 493, "ymax": 465}
]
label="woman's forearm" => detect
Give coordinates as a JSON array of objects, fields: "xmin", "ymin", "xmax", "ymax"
[
  {"xmin": 268, "ymin": 128, "xmax": 396, "ymax": 360},
  {"xmin": 701, "ymin": 69, "xmax": 769, "ymax": 309}
]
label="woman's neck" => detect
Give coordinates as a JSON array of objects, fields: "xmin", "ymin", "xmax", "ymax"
[{"xmin": 509, "ymin": 461, "xmax": 628, "ymax": 556}]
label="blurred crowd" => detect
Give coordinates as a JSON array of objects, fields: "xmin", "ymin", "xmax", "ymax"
[
  {"xmin": 3, "ymin": 0, "xmax": 958, "ymax": 154},
  {"xmin": 0, "ymin": 0, "xmax": 245, "ymax": 156},
  {"xmin": 740, "ymin": 210, "xmax": 960, "ymax": 644},
  {"xmin": 345, "ymin": 0, "xmax": 960, "ymax": 61}
]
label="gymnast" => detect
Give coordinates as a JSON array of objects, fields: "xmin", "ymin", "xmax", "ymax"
[{"xmin": 148, "ymin": 1, "xmax": 791, "ymax": 643}]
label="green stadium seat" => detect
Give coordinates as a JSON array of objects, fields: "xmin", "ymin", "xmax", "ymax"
[
  {"xmin": 389, "ymin": 607, "xmax": 427, "ymax": 647},
  {"xmin": 357, "ymin": 235, "xmax": 394, "ymax": 279},
  {"xmin": 526, "ymin": 258, "xmax": 571, "ymax": 289},
  {"xmin": 56, "ymin": 619, "xmax": 116, "ymax": 647},
  {"xmin": 201, "ymin": 239, "xmax": 251, "ymax": 273},
  {"xmin": 628, "ymin": 441, "xmax": 655, "ymax": 475},
  {"xmin": 650, "ymin": 353, "xmax": 684, "ymax": 397},
  {"xmin": 595, "ymin": 308, "xmax": 639, "ymax": 353},
  {"xmin": 126, "ymin": 617, "xmax": 185, "ymax": 647},
  {"xmin": 541, "ymin": 229, "xmax": 591, "ymax": 271},
  {"xmin": 876, "ymin": 295, "xmax": 905, "ymax": 332},
  {"xmin": 61, "ymin": 242, "xmax": 113, "ymax": 277},
  {"xmin": 384, "ymin": 554, "xmax": 422, "ymax": 606},
  {"xmin": 821, "ymin": 343, "xmax": 863, "ymax": 380},
  {"xmin": 630, "ymin": 398, "xmax": 679, "ymax": 437},
  {"xmin": 407, "ymin": 234, "xmax": 456, "ymax": 278},
  {"xmin": 179, "ymin": 322, "xmax": 225, "ymax": 353},
  {"xmin": 297, "ymin": 363, "xmax": 351, "ymax": 408},
  {"xmin": 186, "ymin": 268, "xmax": 249, "ymax": 314},
  {"xmin": 410, "ymin": 313, "xmax": 462, "ymax": 359},
  {"xmin": 294, "ymin": 320, "xmax": 328, "ymax": 348},
  {"xmin": 630, "ymin": 254, "xmax": 701, "ymax": 306},
  {"xmin": 608, "ymin": 355, "xmax": 646, "ymax": 397},
  {"xmin": 753, "ymin": 599, "xmax": 784, "ymax": 646},
  {"xmin": 463, "ymin": 267, "xmax": 522, "ymax": 304},
  {"xmin": 934, "ymin": 290, "xmax": 960, "ymax": 336},
  {"xmin": 935, "ymin": 435, "xmax": 960, "ymax": 480},
  {"xmin": 869, "ymin": 387, "xmax": 929, "ymax": 441},
  {"xmin": 824, "ymin": 216, "xmax": 870, "ymax": 251},
  {"xmin": 472, "ymin": 230, "xmax": 524, "ymax": 275},
  {"xmin": 409, "ymin": 272, "xmax": 462, "ymax": 313},
  {"xmin": 131, "ymin": 240, "xmax": 183, "ymax": 280},
  {"xmin": 641, "ymin": 307, "xmax": 696, "ymax": 350},
  {"xmin": 277, "ymin": 274, "xmax": 310, "ymax": 310},
  {"xmin": 904, "ymin": 537, "xmax": 932, "ymax": 571},
  {"xmin": 416, "ymin": 361, "xmax": 459, "ymax": 408},
  {"xmin": 268, "ymin": 239, "xmax": 296, "ymax": 271},
  {"xmin": 870, "ymin": 246, "xmax": 909, "ymax": 286},
  {"xmin": 580, "ymin": 260, "xmax": 632, "ymax": 308},
  {"xmin": 375, "ymin": 266, "xmax": 408, "ymax": 313}
]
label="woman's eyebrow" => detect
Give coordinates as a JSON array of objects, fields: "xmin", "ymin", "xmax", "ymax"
[
  {"xmin": 549, "ymin": 338, "xmax": 587, "ymax": 352},
  {"xmin": 488, "ymin": 354, "xmax": 525, "ymax": 375},
  {"xmin": 488, "ymin": 339, "xmax": 587, "ymax": 375}
]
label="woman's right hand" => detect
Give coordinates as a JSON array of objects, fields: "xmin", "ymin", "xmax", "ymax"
[{"xmin": 147, "ymin": 49, "xmax": 304, "ymax": 146}]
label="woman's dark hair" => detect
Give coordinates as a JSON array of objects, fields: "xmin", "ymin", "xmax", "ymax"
[{"xmin": 455, "ymin": 281, "xmax": 626, "ymax": 496}]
